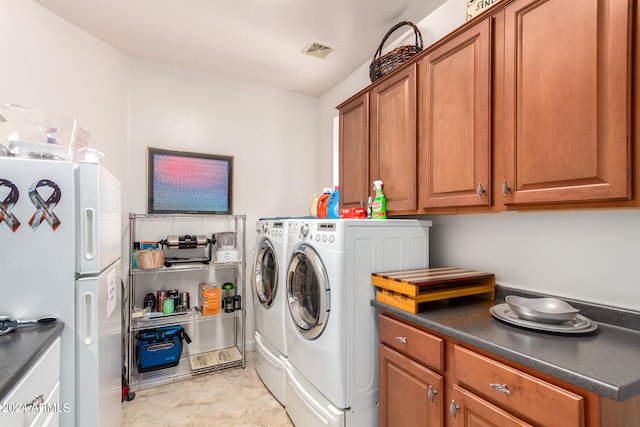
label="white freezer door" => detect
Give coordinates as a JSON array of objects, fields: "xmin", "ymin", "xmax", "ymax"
[
  {"xmin": 76, "ymin": 259, "xmax": 122, "ymax": 427},
  {"xmin": 77, "ymin": 162, "xmax": 121, "ymax": 275},
  {"xmin": 0, "ymin": 157, "xmax": 76, "ymax": 321}
]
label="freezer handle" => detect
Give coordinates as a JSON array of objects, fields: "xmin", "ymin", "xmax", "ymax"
[
  {"xmin": 82, "ymin": 292, "xmax": 94, "ymax": 345},
  {"xmin": 83, "ymin": 207, "xmax": 96, "ymax": 260}
]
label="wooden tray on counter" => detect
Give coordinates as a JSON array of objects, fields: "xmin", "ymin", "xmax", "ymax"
[{"xmin": 372, "ymin": 267, "xmax": 495, "ymax": 313}]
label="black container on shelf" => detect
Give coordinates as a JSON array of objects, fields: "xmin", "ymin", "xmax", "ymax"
[{"xmin": 143, "ymin": 293, "xmax": 156, "ymax": 311}]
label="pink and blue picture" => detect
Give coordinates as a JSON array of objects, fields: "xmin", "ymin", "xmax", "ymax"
[{"xmin": 148, "ymin": 148, "xmax": 233, "ymax": 214}]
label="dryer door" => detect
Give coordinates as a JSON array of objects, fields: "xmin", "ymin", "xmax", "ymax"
[
  {"xmin": 286, "ymin": 244, "xmax": 329, "ymax": 340},
  {"xmin": 254, "ymin": 239, "xmax": 278, "ymax": 308}
]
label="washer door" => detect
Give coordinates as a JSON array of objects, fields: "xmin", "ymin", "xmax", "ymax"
[
  {"xmin": 286, "ymin": 244, "xmax": 329, "ymax": 340},
  {"xmin": 254, "ymin": 239, "xmax": 278, "ymax": 308}
]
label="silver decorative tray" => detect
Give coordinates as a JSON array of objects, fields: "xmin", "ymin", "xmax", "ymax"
[
  {"xmin": 490, "ymin": 303, "xmax": 598, "ymax": 334},
  {"xmin": 505, "ymin": 295, "xmax": 579, "ymax": 324}
]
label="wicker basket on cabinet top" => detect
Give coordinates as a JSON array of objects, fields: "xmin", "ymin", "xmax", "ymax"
[
  {"xmin": 369, "ymin": 21, "xmax": 423, "ymax": 82},
  {"xmin": 372, "ymin": 267, "xmax": 495, "ymax": 313}
]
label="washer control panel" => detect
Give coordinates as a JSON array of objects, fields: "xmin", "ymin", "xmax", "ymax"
[{"xmin": 289, "ymin": 220, "xmax": 340, "ymax": 249}]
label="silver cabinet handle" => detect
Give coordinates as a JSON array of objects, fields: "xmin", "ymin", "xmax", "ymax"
[
  {"xmin": 24, "ymin": 394, "xmax": 44, "ymax": 409},
  {"xmin": 449, "ymin": 400, "xmax": 460, "ymax": 419},
  {"xmin": 476, "ymin": 182, "xmax": 486, "ymax": 198},
  {"xmin": 395, "ymin": 336, "xmax": 407, "ymax": 344},
  {"xmin": 427, "ymin": 385, "xmax": 437, "ymax": 403},
  {"xmin": 502, "ymin": 179, "xmax": 511, "ymax": 197},
  {"xmin": 490, "ymin": 383, "xmax": 511, "ymax": 395}
]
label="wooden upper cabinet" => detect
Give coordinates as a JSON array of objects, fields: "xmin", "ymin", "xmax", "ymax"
[
  {"xmin": 370, "ymin": 64, "xmax": 418, "ymax": 212},
  {"xmin": 502, "ymin": 0, "xmax": 632, "ymax": 205},
  {"xmin": 418, "ymin": 19, "xmax": 492, "ymax": 208},
  {"xmin": 338, "ymin": 92, "xmax": 370, "ymax": 208}
]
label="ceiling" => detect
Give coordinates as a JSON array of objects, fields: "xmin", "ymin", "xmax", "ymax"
[{"xmin": 33, "ymin": 0, "xmax": 447, "ymax": 97}]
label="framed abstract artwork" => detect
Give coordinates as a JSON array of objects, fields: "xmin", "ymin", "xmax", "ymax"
[{"xmin": 147, "ymin": 147, "xmax": 233, "ymax": 214}]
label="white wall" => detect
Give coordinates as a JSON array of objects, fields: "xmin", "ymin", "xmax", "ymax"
[
  {"xmin": 0, "ymin": 0, "xmax": 128, "ymax": 183},
  {"xmin": 125, "ymin": 58, "xmax": 319, "ymax": 220},
  {"xmin": 125, "ymin": 59, "xmax": 321, "ymax": 342},
  {"xmin": 319, "ymin": 0, "xmax": 640, "ymax": 311}
]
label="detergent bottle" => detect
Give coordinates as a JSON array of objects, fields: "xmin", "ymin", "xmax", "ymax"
[
  {"xmin": 371, "ymin": 180, "xmax": 387, "ymax": 219},
  {"xmin": 327, "ymin": 186, "xmax": 340, "ymax": 219},
  {"xmin": 316, "ymin": 188, "xmax": 332, "ymax": 218},
  {"xmin": 308, "ymin": 193, "xmax": 322, "ymax": 216}
]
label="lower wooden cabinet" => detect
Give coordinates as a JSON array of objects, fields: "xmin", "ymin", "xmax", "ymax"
[
  {"xmin": 377, "ymin": 313, "xmax": 616, "ymax": 427},
  {"xmin": 449, "ymin": 384, "xmax": 533, "ymax": 427},
  {"xmin": 379, "ymin": 344, "xmax": 444, "ymax": 426}
]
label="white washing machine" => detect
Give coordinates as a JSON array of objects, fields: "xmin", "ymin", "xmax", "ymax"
[
  {"xmin": 284, "ymin": 218, "xmax": 432, "ymax": 427},
  {"xmin": 253, "ymin": 218, "xmax": 290, "ymax": 405}
]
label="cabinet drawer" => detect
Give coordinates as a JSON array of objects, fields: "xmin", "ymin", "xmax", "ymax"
[
  {"xmin": 378, "ymin": 314, "xmax": 443, "ymax": 372},
  {"xmin": 453, "ymin": 345, "xmax": 584, "ymax": 426},
  {"xmin": 1, "ymin": 338, "xmax": 61, "ymax": 427}
]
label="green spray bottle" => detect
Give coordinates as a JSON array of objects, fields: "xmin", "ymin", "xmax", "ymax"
[{"xmin": 371, "ymin": 180, "xmax": 387, "ymax": 219}]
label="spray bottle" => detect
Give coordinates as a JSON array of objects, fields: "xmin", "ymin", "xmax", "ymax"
[{"xmin": 371, "ymin": 180, "xmax": 386, "ymax": 219}]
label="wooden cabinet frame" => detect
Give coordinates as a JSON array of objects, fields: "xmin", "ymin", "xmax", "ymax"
[
  {"xmin": 378, "ymin": 312, "xmax": 640, "ymax": 427},
  {"xmin": 501, "ymin": 0, "xmax": 632, "ymax": 205},
  {"xmin": 418, "ymin": 19, "xmax": 492, "ymax": 209},
  {"xmin": 339, "ymin": 93, "xmax": 370, "ymax": 209},
  {"xmin": 337, "ymin": 0, "xmax": 638, "ymax": 215},
  {"xmin": 370, "ymin": 65, "xmax": 418, "ymax": 212}
]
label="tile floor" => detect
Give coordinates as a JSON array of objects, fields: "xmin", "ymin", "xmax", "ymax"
[{"xmin": 121, "ymin": 352, "xmax": 293, "ymax": 427}]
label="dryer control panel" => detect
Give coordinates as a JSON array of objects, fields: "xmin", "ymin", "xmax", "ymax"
[{"xmin": 257, "ymin": 220, "xmax": 287, "ymax": 241}]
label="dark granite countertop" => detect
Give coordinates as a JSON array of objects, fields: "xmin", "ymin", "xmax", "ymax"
[
  {"xmin": 372, "ymin": 294, "xmax": 640, "ymax": 402},
  {"xmin": 0, "ymin": 322, "xmax": 64, "ymax": 399}
]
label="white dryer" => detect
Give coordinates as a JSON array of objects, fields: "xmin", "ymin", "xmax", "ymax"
[
  {"xmin": 284, "ymin": 218, "xmax": 432, "ymax": 427},
  {"xmin": 253, "ymin": 218, "xmax": 290, "ymax": 405}
]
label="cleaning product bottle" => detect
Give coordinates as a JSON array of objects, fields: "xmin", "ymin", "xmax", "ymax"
[
  {"xmin": 366, "ymin": 196, "xmax": 373, "ymax": 219},
  {"xmin": 308, "ymin": 193, "xmax": 322, "ymax": 216},
  {"xmin": 327, "ymin": 186, "xmax": 340, "ymax": 219},
  {"xmin": 371, "ymin": 180, "xmax": 387, "ymax": 219},
  {"xmin": 317, "ymin": 188, "xmax": 331, "ymax": 218}
]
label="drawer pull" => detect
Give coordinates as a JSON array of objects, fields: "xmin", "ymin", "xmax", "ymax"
[
  {"xmin": 449, "ymin": 400, "xmax": 460, "ymax": 419},
  {"xmin": 395, "ymin": 336, "xmax": 407, "ymax": 344},
  {"xmin": 427, "ymin": 385, "xmax": 437, "ymax": 403},
  {"xmin": 490, "ymin": 383, "xmax": 511, "ymax": 395},
  {"xmin": 24, "ymin": 394, "xmax": 44, "ymax": 409}
]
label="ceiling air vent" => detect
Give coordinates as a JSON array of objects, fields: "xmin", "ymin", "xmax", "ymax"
[{"xmin": 301, "ymin": 39, "xmax": 335, "ymax": 59}]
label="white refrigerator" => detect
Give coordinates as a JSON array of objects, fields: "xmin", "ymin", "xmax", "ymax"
[{"xmin": 0, "ymin": 157, "xmax": 122, "ymax": 427}]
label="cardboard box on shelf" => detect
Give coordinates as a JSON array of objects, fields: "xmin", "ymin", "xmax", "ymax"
[{"xmin": 199, "ymin": 283, "xmax": 220, "ymax": 316}]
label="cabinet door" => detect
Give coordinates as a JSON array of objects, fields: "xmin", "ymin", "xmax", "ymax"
[
  {"xmin": 339, "ymin": 93, "xmax": 370, "ymax": 208},
  {"xmin": 378, "ymin": 344, "xmax": 443, "ymax": 427},
  {"xmin": 419, "ymin": 19, "xmax": 491, "ymax": 208},
  {"xmin": 448, "ymin": 385, "xmax": 533, "ymax": 427},
  {"xmin": 370, "ymin": 65, "xmax": 418, "ymax": 212},
  {"xmin": 502, "ymin": 0, "xmax": 631, "ymax": 204}
]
